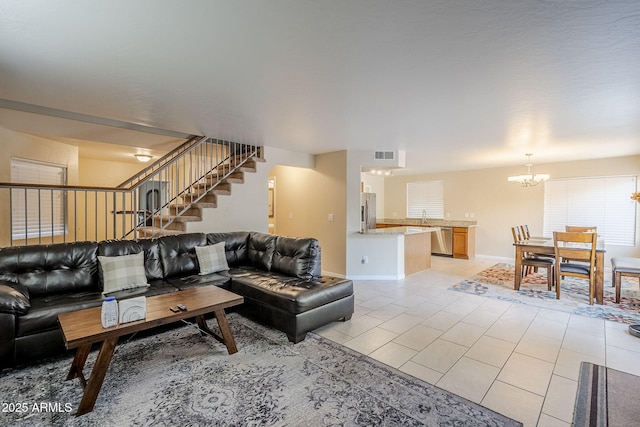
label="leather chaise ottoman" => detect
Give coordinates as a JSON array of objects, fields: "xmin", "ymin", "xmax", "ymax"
[{"xmin": 231, "ymin": 272, "xmax": 353, "ymax": 343}]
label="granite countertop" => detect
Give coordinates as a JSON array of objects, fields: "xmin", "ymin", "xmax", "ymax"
[
  {"xmin": 360, "ymin": 226, "xmax": 441, "ymax": 235},
  {"xmin": 377, "ymin": 218, "xmax": 477, "ymax": 227}
]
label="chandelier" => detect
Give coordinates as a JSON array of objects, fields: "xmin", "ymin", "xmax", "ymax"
[{"xmin": 507, "ymin": 153, "xmax": 550, "ymax": 187}]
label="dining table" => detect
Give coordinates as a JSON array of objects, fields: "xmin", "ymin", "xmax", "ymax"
[{"xmin": 513, "ymin": 236, "xmax": 606, "ymax": 305}]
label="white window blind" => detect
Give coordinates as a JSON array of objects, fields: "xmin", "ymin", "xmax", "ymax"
[
  {"xmin": 407, "ymin": 180, "xmax": 444, "ymax": 219},
  {"xmin": 11, "ymin": 158, "xmax": 67, "ymax": 240},
  {"xmin": 543, "ymin": 175, "xmax": 637, "ymax": 246}
]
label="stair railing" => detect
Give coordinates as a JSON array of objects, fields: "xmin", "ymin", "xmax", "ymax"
[
  {"xmin": 116, "ymin": 135, "xmax": 205, "ymax": 189},
  {"xmin": 132, "ymin": 139, "xmax": 260, "ymax": 238},
  {"xmin": 0, "ymin": 138, "xmax": 260, "ymax": 247}
]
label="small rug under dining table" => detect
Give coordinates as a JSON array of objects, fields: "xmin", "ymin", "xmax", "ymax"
[{"xmin": 449, "ymin": 263, "xmax": 640, "ymax": 324}]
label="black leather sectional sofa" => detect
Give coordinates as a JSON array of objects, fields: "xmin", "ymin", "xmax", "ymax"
[{"xmin": 0, "ymin": 231, "xmax": 354, "ymax": 370}]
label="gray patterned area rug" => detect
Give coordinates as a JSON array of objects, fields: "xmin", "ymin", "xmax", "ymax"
[{"xmin": 1, "ymin": 314, "xmax": 521, "ymax": 426}]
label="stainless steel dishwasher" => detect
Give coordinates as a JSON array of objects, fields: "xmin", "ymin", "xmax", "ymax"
[{"xmin": 431, "ymin": 227, "xmax": 453, "ymax": 256}]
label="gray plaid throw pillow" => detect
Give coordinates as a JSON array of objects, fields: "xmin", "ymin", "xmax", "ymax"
[
  {"xmin": 195, "ymin": 242, "xmax": 229, "ymax": 275},
  {"xmin": 98, "ymin": 252, "xmax": 149, "ymax": 295}
]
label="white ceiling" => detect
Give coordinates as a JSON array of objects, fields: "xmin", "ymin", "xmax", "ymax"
[{"xmin": 1, "ymin": 0, "xmax": 639, "ymax": 173}]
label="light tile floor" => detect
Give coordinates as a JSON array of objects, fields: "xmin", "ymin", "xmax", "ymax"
[{"xmin": 314, "ymin": 256, "xmax": 640, "ymax": 427}]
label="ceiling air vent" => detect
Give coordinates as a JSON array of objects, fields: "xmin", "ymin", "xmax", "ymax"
[{"xmin": 374, "ymin": 151, "xmax": 395, "ymax": 160}]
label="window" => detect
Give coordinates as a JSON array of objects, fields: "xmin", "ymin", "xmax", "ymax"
[
  {"xmin": 407, "ymin": 180, "xmax": 444, "ymax": 219},
  {"xmin": 11, "ymin": 158, "xmax": 67, "ymax": 240},
  {"xmin": 543, "ymin": 175, "xmax": 637, "ymax": 246}
]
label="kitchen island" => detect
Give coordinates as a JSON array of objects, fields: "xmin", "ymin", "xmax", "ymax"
[
  {"xmin": 377, "ymin": 219, "xmax": 477, "ymax": 259},
  {"xmin": 349, "ymin": 226, "xmax": 440, "ymax": 279}
]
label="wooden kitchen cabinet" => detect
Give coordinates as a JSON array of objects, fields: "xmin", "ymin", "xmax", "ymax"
[{"xmin": 452, "ymin": 227, "xmax": 475, "ymax": 260}]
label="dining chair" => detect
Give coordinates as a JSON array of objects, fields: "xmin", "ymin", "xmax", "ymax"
[
  {"xmin": 511, "ymin": 226, "xmax": 524, "ymax": 243},
  {"xmin": 520, "ymin": 225, "xmax": 554, "ymax": 267},
  {"xmin": 512, "ymin": 226, "xmax": 555, "ymax": 286},
  {"xmin": 562, "ymin": 226, "xmax": 597, "ymax": 265},
  {"xmin": 553, "ymin": 231, "xmax": 597, "ymax": 304},
  {"xmin": 610, "ymin": 257, "xmax": 640, "ymax": 303},
  {"xmin": 521, "ymin": 224, "xmax": 551, "ymax": 241},
  {"xmin": 511, "ymin": 226, "xmax": 531, "ymax": 274},
  {"xmin": 566, "ymin": 226, "xmax": 597, "ymax": 233}
]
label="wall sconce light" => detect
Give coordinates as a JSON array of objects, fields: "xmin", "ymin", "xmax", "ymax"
[{"xmin": 134, "ymin": 154, "xmax": 153, "ymax": 163}]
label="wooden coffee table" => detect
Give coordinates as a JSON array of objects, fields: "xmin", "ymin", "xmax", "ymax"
[{"xmin": 57, "ymin": 286, "xmax": 244, "ymax": 416}]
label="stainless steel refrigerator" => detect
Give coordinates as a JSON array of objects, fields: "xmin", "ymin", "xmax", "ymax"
[{"xmin": 360, "ymin": 192, "xmax": 376, "ymax": 230}]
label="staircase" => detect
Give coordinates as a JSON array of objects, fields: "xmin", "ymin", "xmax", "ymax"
[
  {"xmin": 0, "ymin": 137, "xmax": 264, "ymax": 247},
  {"xmin": 137, "ymin": 152, "xmax": 265, "ymax": 237}
]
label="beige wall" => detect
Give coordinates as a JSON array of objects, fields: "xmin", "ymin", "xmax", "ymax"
[
  {"xmin": 78, "ymin": 157, "xmax": 144, "ymax": 187},
  {"xmin": 186, "ymin": 146, "xmax": 315, "ymax": 236},
  {"xmin": 0, "ymin": 126, "xmax": 80, "ymax": 246},
  {"xmin": 0, "ymin": 127, "xmax": 150, "ymax": 246},
  {"xmin": 384, "ymin": 155, "xmax": 640, "ymax": 260},
  {"xmin": 0, "ymin": 126, "xmax": 80, "ymax": 184},
  {"xmin": 3, "ymin": 128, "xmax": 637, "ymax": 272},
  {"xmin": 270, "ymin": 151, "xmax": 348, "ymax": 275}
]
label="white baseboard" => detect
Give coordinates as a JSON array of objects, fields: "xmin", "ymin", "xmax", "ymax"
[
  {"xmin": 475, "ymin": 254, "xmax": 514, "ymax": 263},
  {"xmin": 321, "ymin": 270, "xmax": 346, "ymax": 279},
  {"xmin": 346, "ymin": 274, "xmax": 405, "ymax": 281}
]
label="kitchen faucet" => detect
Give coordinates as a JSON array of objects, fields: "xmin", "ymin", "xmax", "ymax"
[{"xmin": 421, "ymin": 209, "xmax": 428, "ymax": 225}]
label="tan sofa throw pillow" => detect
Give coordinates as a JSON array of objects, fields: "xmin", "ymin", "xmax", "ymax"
[
  {"xmin": 98, "ymin": 252, "xmax": 149, "ymax": 295},
  {"xmin": 195, "ymin": 242, "xmax": 229, "ymax": 275}
]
